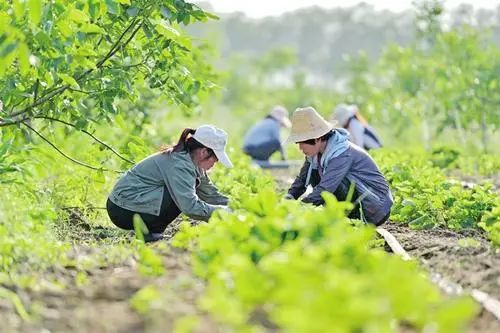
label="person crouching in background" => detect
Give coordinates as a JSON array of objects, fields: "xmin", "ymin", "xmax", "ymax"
[
  {"xmin": 242, "ymin": 105, "xmax": 291, "ymax": 167},
  {"xmin": 331, "ymin": 104, "xmax": 382, "ymax": 151}
]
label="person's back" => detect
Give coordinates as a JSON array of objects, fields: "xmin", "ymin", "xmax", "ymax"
[
  {"xmin": 243, "ymin": 117, "xmax": 281, "ymax": 149},
  {"xmin": 242, "ymin": 106, "xmax": 290, "ymax": 161},
  {"xmin": 331, "ymin": 104, "xmax": 382, "ymax": 150}
]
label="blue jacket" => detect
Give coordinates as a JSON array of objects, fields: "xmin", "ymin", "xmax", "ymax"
[
  {"xmin": 243, "ymin": 118, "xmax": 284, "ymax": 157},
  {"xmin": 288, "ymin": 130, "xmax": 393, "ymax": 224}
]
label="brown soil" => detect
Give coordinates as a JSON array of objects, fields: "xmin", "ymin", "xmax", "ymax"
[
  {"xmin": 0, "ymin": 218, "xmax": 221, "ymax": 333},
  {"xmin": 1, "ymin": 167, "xmax": 498, "ymax": 332},
  {"xmin": 271, "ymin": 168, "xmax": 500, "ymax": 332},
  {"xmin": 383, "ymin": 222, "xmax": 500, "ymax": 332}
]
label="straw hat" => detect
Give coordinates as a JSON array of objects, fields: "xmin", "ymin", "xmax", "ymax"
[
  {"xmin": 332, "ymin": 104, "xmax": 356, "ymax": 127},
  {"xmin": 284, "ymin": 107, "xmax": 335, "ymax": 144},
  {"xmin": 269, "ymin": 105, "xmax": 291, "ymax": 128}
]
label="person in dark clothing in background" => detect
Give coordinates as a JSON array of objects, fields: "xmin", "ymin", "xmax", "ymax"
[
  {"xmin": 284, "ymin": 107, "xmax": 393, "ymax": 226},
  {"xmin": 242, "ymin": 105, "xmax": 291, "ymax": 167},
  {"xmin": 331, "ymin": 104, "xmax": 382, "ymax": 151}
]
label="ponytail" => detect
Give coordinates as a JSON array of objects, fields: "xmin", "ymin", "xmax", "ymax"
[
  {"xmin": 173, "ymin": 128, "xmax": 196, "ymax": 152},
  {"xmin": 161, "ymin": 128, "xmax": 215, "ymax": 160},
  {"xmin": 160, "ymin": 128, "xmax": 196, "ymax": 154},
  {"xmin": 354, "ymin": 111, "xmax": 368, "ymax": 127}
]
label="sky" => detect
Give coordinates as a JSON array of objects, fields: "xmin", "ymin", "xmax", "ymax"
[{"xmin": 203, "ymin": 0, "xmax": 499, "ymax": 18}]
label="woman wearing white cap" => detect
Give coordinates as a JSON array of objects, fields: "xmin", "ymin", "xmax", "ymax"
[
  {"xmin": 331, "ymin": 104, "xmax": 382, "ymax": 151},
  {"xmin": 107, "ymin": 125, "xmax": 232, "ymax": 242},
  {"xmin": 242, "ymin": 105, "xmax": 291, "ymax": 164},
  {"xmin": 284, "ymin": 107, "xmax": 393, "ymax": 226}
]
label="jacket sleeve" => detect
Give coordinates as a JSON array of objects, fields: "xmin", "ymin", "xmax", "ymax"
[
  {"xmin": 302, "ymin": 151, "xmax": 353, "ymax": 206},
  {"xmin": 287, "ymin": 159, "xmax": 310, "ymax": 199},
  {"xmin": 162, "ymin": 163, "xmax": 221, "ymax": 221},
  {"xmin": 196, "ymin": 172, "xmax": 229, "ymax": 206}
]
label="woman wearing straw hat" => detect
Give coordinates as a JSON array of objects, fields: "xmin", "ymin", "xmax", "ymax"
[
  {"xmin": 284, "ymin": 107, "xmax": 393, "ymax": 226},
  {"xmin": 107, "ymin": 125, "xmax": 232, "ymax": 242},
  {"xmin": 331, "ymin": 104, "xmax": 382, "ymax": 151},
  {"xmin": 242, "ymin": 105, "xmax": 291, "ymax": 165}
]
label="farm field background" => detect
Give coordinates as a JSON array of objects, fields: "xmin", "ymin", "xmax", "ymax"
[{"xmin": 0, "ymin": 0, "xmax": 499, "ymax": 332}]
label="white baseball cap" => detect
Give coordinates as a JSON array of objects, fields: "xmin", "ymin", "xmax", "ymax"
[{"xmin": 192, "ymin": 125, "xmax": 233, "ymax": 168}]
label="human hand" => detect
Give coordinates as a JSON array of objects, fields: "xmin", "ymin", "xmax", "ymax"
[{"xmin": 218, "ymin": 205, "xmax": 232, "ymax": 213}]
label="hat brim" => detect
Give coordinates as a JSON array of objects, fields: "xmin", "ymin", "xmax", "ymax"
[
  {"xmin": 271, "ymin": 115, "xmax": 292, "ymax": 128},
  {"xmin": 214, "ymin": 149, "xmax": 233, "ymax": 168},
  {"xmin": 280, "ymin": 117, "xmax": 292, "ymax": 128},
  {"xmin": 284, "ymin": 123, "xmax": 335, "ymax": 145}
]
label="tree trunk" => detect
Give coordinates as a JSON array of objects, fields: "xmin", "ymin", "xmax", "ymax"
[
  {"xmin": 453, "ymin": 109, "xmax": 466, "ymax": 146},
  {"xmin": 481, "ymin": 107, "xmax": 488, "ymax": 153}
]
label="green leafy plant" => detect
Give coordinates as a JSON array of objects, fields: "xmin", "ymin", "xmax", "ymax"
[{"xmin": 172, "ymin": 152, "xmax": 478, "ymax": 332}]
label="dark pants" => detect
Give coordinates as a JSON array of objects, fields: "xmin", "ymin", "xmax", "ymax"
[
  {"xmin": 243, "ymin": 140, "xmax": 281, "ymax": 161},
  {"xmin": 106, "ymin": 190, "xmax": 181, "ymax": 233}
]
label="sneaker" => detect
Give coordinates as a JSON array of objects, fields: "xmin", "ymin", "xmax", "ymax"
[{"xmin": 143, "ymin": 232, "xmax": 164, "ymax": 243}]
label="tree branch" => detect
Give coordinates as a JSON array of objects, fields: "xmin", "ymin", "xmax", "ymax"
[
  {"xmin": 21, "ymin": 121, "xmax": 123, "ymax": 173},
  {"xmin": 34, "ymin": 116, "xmax": 135, "ymax": 165},
  {"xmin": 76, "ymin": 19, "xmax": 142, "ymax": 81},
  {"xmin": 8, "ymin": 19, "xmax": 143, "ymax": 120},
  {"xmin": 0, "ymin": 116, "xmax": 31, "ymax": 127},
  {"xmin": 68, "ymin": 87, "xmax": 115, "ymax": 95},
  {"xmin": 8, "ymin": 85, "xmax": 69, "ymax": 118},
  {"xmin": 34, "ymin": 79, "xmax": 40, "ymax": 103}
]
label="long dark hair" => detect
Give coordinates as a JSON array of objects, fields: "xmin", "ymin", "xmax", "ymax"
[{"xmin": 161, "ymin": 128, "xmax": 216, "ymax": 159}]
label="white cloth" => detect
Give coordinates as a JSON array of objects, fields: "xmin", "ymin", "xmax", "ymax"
[{"xmin": 348, "ymin": 118, "xmax": 380, "ymax": 150}]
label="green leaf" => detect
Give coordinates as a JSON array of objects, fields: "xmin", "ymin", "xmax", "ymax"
[
  {"xmin": 73, "ymin": 47, "xmax": 98, "ymax": 57},
  {"xmin": 28, "ymin": 0, "xmax": 42, "ymax": 26},
  {"xmin": 155, "ymin": 21, "xmax": 180, "ymax": 39},
  {"xmin": 204, "ymin": 11, "xmax": 219, "ymax": 20},
  {"xmin": 176, "ymin": 12, "xmax": 186, "ymax": 24},
  {"xmin": 69, "ymin": 8, "xmax": 89, "ymax": 23},
  {"xmin": 0, "ymin": 43, "xmax": 17, "ymax": 58},
  {"xmin": 114, "ymin": 114, "xmax": 127, "ymax": 130},
  {"xmin": 126, "ymin": 7, "xmax": 139, "ymax": 17},
  {"xmin": 57, "ymin": 19, "xmax": 73, "ymax": 37},
  {"xmin": 105, "ymin": 0, "xmax": 120, "ymax": 15},
  {"xmin": 142, "ymin": 22, "xmax": 153, "ymax": 39},
  {"xmin": 35, "ymin": 31, "xmax": 52, "ymax": 47},
  {"xmin": 58, "ymin": 73, "xmax": 80, "ymax": 89},
  {"xmin": 160, "ymin": 7, "xmax": 172, "ymax": 19},
  {"xmin": 89, "ymin": 1, "xmax": 98, "ymax": 19},
  {"xmin": 80, "ymin": 23, "xmax": 105, "ymax": 34},
  {"xmin": 17, "ymin": 43, "xmax": 30, "ymax": 76},
  {"xmin": 13, "ymin": 0, "xmax": 25, "ymax": 19}
]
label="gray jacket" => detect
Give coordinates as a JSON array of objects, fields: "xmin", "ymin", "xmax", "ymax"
[
  {"xmin": 243, "ymin": 118, "xmax": 285, "ymax": 157},
  {"xmin": 288, "ymin": 143, "xmax": 393, "ymax": 224},
  {"xmin": 108, "ymin": 151, "xmax": 228, "ymax": 221}
]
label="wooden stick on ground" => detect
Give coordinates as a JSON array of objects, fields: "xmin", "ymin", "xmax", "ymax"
[
  {"xmin": 376, "ymin": 226, "xmax": 500, "ymax": 322},
  {"xmin": 376, "ymin": 227, "xmax": 411, "ymax": 261},
  {"xmin": 471, "ymin": 289, "xmax": 500, "ymax": 321}
]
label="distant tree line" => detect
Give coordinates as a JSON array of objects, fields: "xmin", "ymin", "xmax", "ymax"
[{"xmin": 191, "ymin": 2, "xmax": 500, "ymax": 82}]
